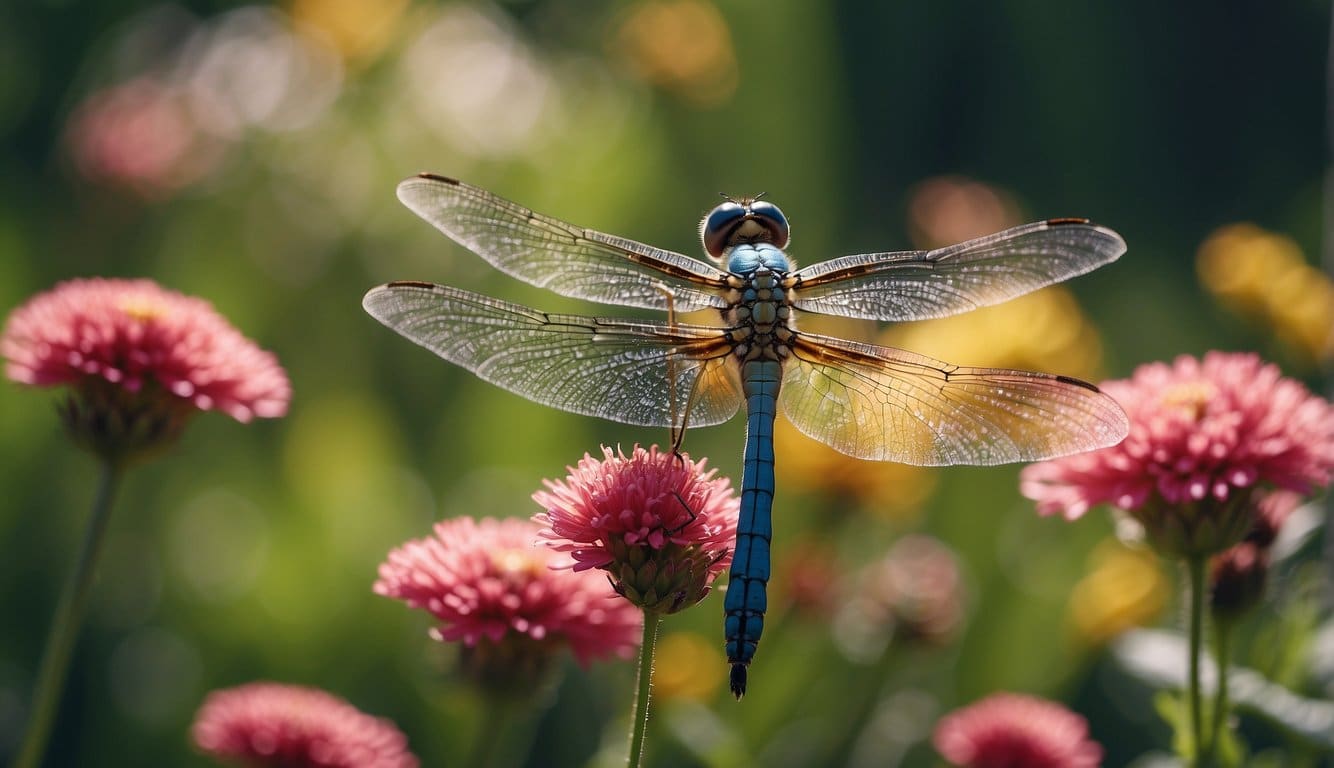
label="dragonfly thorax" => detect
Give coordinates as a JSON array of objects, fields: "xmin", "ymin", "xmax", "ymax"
[{"xmin": 722, "ymin": 249, "xmax": 797, "ymax": 363}]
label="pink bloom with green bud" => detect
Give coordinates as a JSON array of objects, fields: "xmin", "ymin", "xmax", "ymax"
[
  {"xmin": 1021, "ymin": 352, "xmax": 1334, "ymax": 556},
  {"xmin": 2, "ymin": 277, "xmax": 289, "ymax": 461},
  {"xmin": 533, "ymin": 445, "xmax": 739, "ymax": 614},
  {"xmin": 375, "ymin": 516, "xmax": 640, "ymax": 690}
]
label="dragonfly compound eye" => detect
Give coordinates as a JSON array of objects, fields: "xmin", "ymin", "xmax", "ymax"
[
  {"xmin": 701, "ymin": 199, "xmax": 791, "ymax": 260},
  {"xmin": 746, "ymin": 200, "xmax": 790, "ymax": 250},
  {"xmin": 701, "ymin": 201, "xmax": 747, "ymax": 260}
]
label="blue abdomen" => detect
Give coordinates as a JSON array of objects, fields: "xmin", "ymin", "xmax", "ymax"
[{"xmin": 723, "ymin": 359, "xmax": 781, "ymax": 698}]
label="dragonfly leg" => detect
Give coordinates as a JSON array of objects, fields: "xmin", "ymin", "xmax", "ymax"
[
  {"xmin": 663, "ymin": 490, "xmax": 697, "ymax": 535},
  {"xmin": 655, "ymin": 281, "xmax": 692, "ymax": 465},
  {"xmin": 670, "ymin": 376, "xmax": 708, "ymax": 464},
  {"xmin": 669, "ymin": 427, "xmax": 687, "ymax": 465}
]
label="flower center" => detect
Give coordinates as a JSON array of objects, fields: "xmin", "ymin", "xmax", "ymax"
[
  {"xmin": 118, "ymin": 298, "xmax": 167, "ymax": 322},
  {"xmin": 490, "ymin": 549, "xmax": 542, "ymax": 583},
  {"xmin": 1159, "ymin": 380, "xmax": 1215, "ymax": 421}
]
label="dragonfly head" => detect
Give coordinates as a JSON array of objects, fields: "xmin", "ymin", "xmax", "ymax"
[{"xmin": 700, "ymin": 197, "xmax": 790, "ymax": 262}]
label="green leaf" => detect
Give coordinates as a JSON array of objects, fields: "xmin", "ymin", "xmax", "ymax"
[
  {"xmin": 1116, "ymin": 629, "xmax": 1334, "ymax": 752},
  {"xmin": 1152, "ymin": 689, "xmax": 1192, "ymax": 760}
]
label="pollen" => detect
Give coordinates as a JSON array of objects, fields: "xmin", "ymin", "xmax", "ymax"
[
  {"xmin": 118, "ymin": 298, "xmax": 168, "ymax": 322},
  {"xmin": 1159, "ymin": 381, "xmax": 1216, "ymax": 420}
]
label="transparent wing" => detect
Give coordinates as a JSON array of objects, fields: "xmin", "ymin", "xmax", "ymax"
[
  {"xmin": 790, "ymin": 219, "xmax": 1125, "ymax": 321},
  {"xmin": 780, "ymin": 332, "xmax": 1128, "ymax": 466},
  {"xmin": 363, "ymin": 282, "xmax": 743, "ymax": 428},
  {"xmin": 397, "ymin": 174, "xmax": 731, "ymax": 312}
]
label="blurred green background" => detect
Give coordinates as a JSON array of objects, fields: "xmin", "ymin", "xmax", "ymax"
[{"xmin": 1, "ymin": 0, "xmax": 1331, "ymax": 765}]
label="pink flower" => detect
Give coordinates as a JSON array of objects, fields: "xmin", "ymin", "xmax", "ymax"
[
  {"xmin": 3, "ymin": 278, "xmax": 289, "ymax": 462},
  {"xmin": 857, "ymin": 534, "xmax": 965, "ymax": 647},
  {"xmin": 375, "ymin": 516, "xmax": 640, "ymax": 685},
  {"xmin": 3, "ymin": 278, "xmax": 290, "ymax": 421},
  {"xmin": 192, "ymin": 682, "xmax": 417, "ymax": 768},
  {"xmin": 1021, "ymin": 352, "xmax": 1334, "ymax": 555},
  {"xmin": 533, "ymin": 445, "xmax": 739, "ymax": 613},
  {"xmin": 933, "ymin": 693, "xmax": 1103, "ymax": 768},
  {"xmin": 66, "ymin": 77, "xmax": 222, "ymax": 199}
]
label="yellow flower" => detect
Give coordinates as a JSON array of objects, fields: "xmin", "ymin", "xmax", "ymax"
[
  {"xmin": 653, "ymin": 632, "xmax": 723, "ymax": 701},
  {"xmin": 1068, "ymin": 540, "xmax": 1167, "ymax": 645},
  {"xmin": 774, "ymin": 418, "xmax": 937, "ymax": 519},
  {"xmin": 291, "ymin": 0, "xmax": 409, "ymax": 64},
  {"xmin": 608, "ymin": 0, "xmax": 738, "ymax": 107},
  {"xmin": 879, "ymin": 286, "xmax": 1107, "ymax": 384},
  {"xmin": 1197, "ymin": 223, "xmax": 1334, "ymax": 366},
  {"xmin": 895, "ymin": 175, "xmax": 1107, "ymax": 380}
]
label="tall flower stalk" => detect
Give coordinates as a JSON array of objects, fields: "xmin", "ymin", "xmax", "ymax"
[
  {"xmin": 1021, "ymin": 352, "xmax": 1334, "ymax": 765},
  {"xmin": 533, "ymin": 445, "xmax": 739, "ymax": 768},
  {"xmin": 627, "ymin": 612, "xmax": 662, "ymax": 768},
  {"xmin": 14, "ymin": 460, "xmax": 121, "ymax": 768},
  {"xmin": 3, "ymin": 278, "xmax": 290, "ymax": 768},
  {"xmin": 1202, "ymin": 489, "xmax": 1298, "ymax": 761},
  {"xmin": 1186, "ymin": 554, "xmax": 1207, "ymax": 760}
]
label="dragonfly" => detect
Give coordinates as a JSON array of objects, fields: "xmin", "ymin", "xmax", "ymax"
[{"xmin": 363, "ymin": 173, "xmax": 1130, "ymax": 698}]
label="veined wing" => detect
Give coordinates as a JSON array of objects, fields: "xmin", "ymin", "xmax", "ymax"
[
  {"xmin": 397, "ymin": 174, "xmax": 731, "ymax": 312},
  {"xmin": 780, "ymin": 332, "xmax": 1128, "ymax": 466},
  {"xmin": 363, "ymin": 282, "xmax": 743, "ymax": 428},
  {"xmin": 790, "ymin": 219, "xmax": 1125, "ymax": 322}
]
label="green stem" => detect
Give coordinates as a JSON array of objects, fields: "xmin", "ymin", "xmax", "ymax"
[
  {"xmin": 626, "ymin": 611, "xmax": 661, "ymax": 768},
  {"xmin": 1186, "ymin": 556, "xmax": 1207, "ymax": 768},
  {"xmin": 16, "ymin": 459, "xmax": 123, "ymax": 768},
  {"xmin": 824, "ymin": 637, "xmax": 902, "ymax": 767},
  {"xmin": 1207, "ymin": 618, "xmax": 1233, "ymax": 765},
  {"xmin": 466, "ymin": 692, "xmax": 517, "ymax": 768}
]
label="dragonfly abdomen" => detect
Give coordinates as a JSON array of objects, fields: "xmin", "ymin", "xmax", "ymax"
[{"xmin": 723, "ymin": 359, "xmax": 781, "ymax": 699}]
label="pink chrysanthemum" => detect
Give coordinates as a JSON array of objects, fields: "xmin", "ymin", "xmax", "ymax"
[
  {"xmin": 66, "ymin": 77, "xmax": 220, "ymax": 199},
  {"xmin": 3, "ymin": 278, "xmax": 289, "ymax": 421},
  {"xmin": 1021, "ymin": 352, "xmax": 1334, "ymax": 556},
  {"xmin": 933, "ymin": 693, "xmax": 1104, "ymax": 768},
  {"xmin": 375, "ymin": 516, "xmax": 641, "ymax": 689},
  {"xmin": 192, "ymin": 682, "xmax": 417, "ymax": 768},
  {"xmin": 533, "ymin": 445, "xmax": 739, "ymax": 613},
  {"xmin": 2, "ymin": 278, "xmax": 289, "ymax": 462}
]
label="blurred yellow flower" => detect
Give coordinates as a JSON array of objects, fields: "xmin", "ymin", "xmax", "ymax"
[
  {"xmin": 608, "ymin": 0, "xmax": 738, "ymax": 107},
  {"xmin": 653, "ymin": 632, "xmax": 723, "ymax": 701},
  {"xmin": 1197, "ymin": 223, "xmax": 1334, "ymax": 365},
  {"xmin": 291, "ymin": 0, "xmax": 408, "ymax": 63},
  {"xmin": 880, "ymin": 287, "xmax": 1107, "ymax": 384},
  {"xmin": 1068, "ymin": 539, "xmax": 1167, "ymax": 646},
  {"xmin": 774, "ymin": 418, "xmax": 937, "ymax": 518},
  {"xmin": 894, "ymin": 175, "xmax": 1107, "ymax": 381}
]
